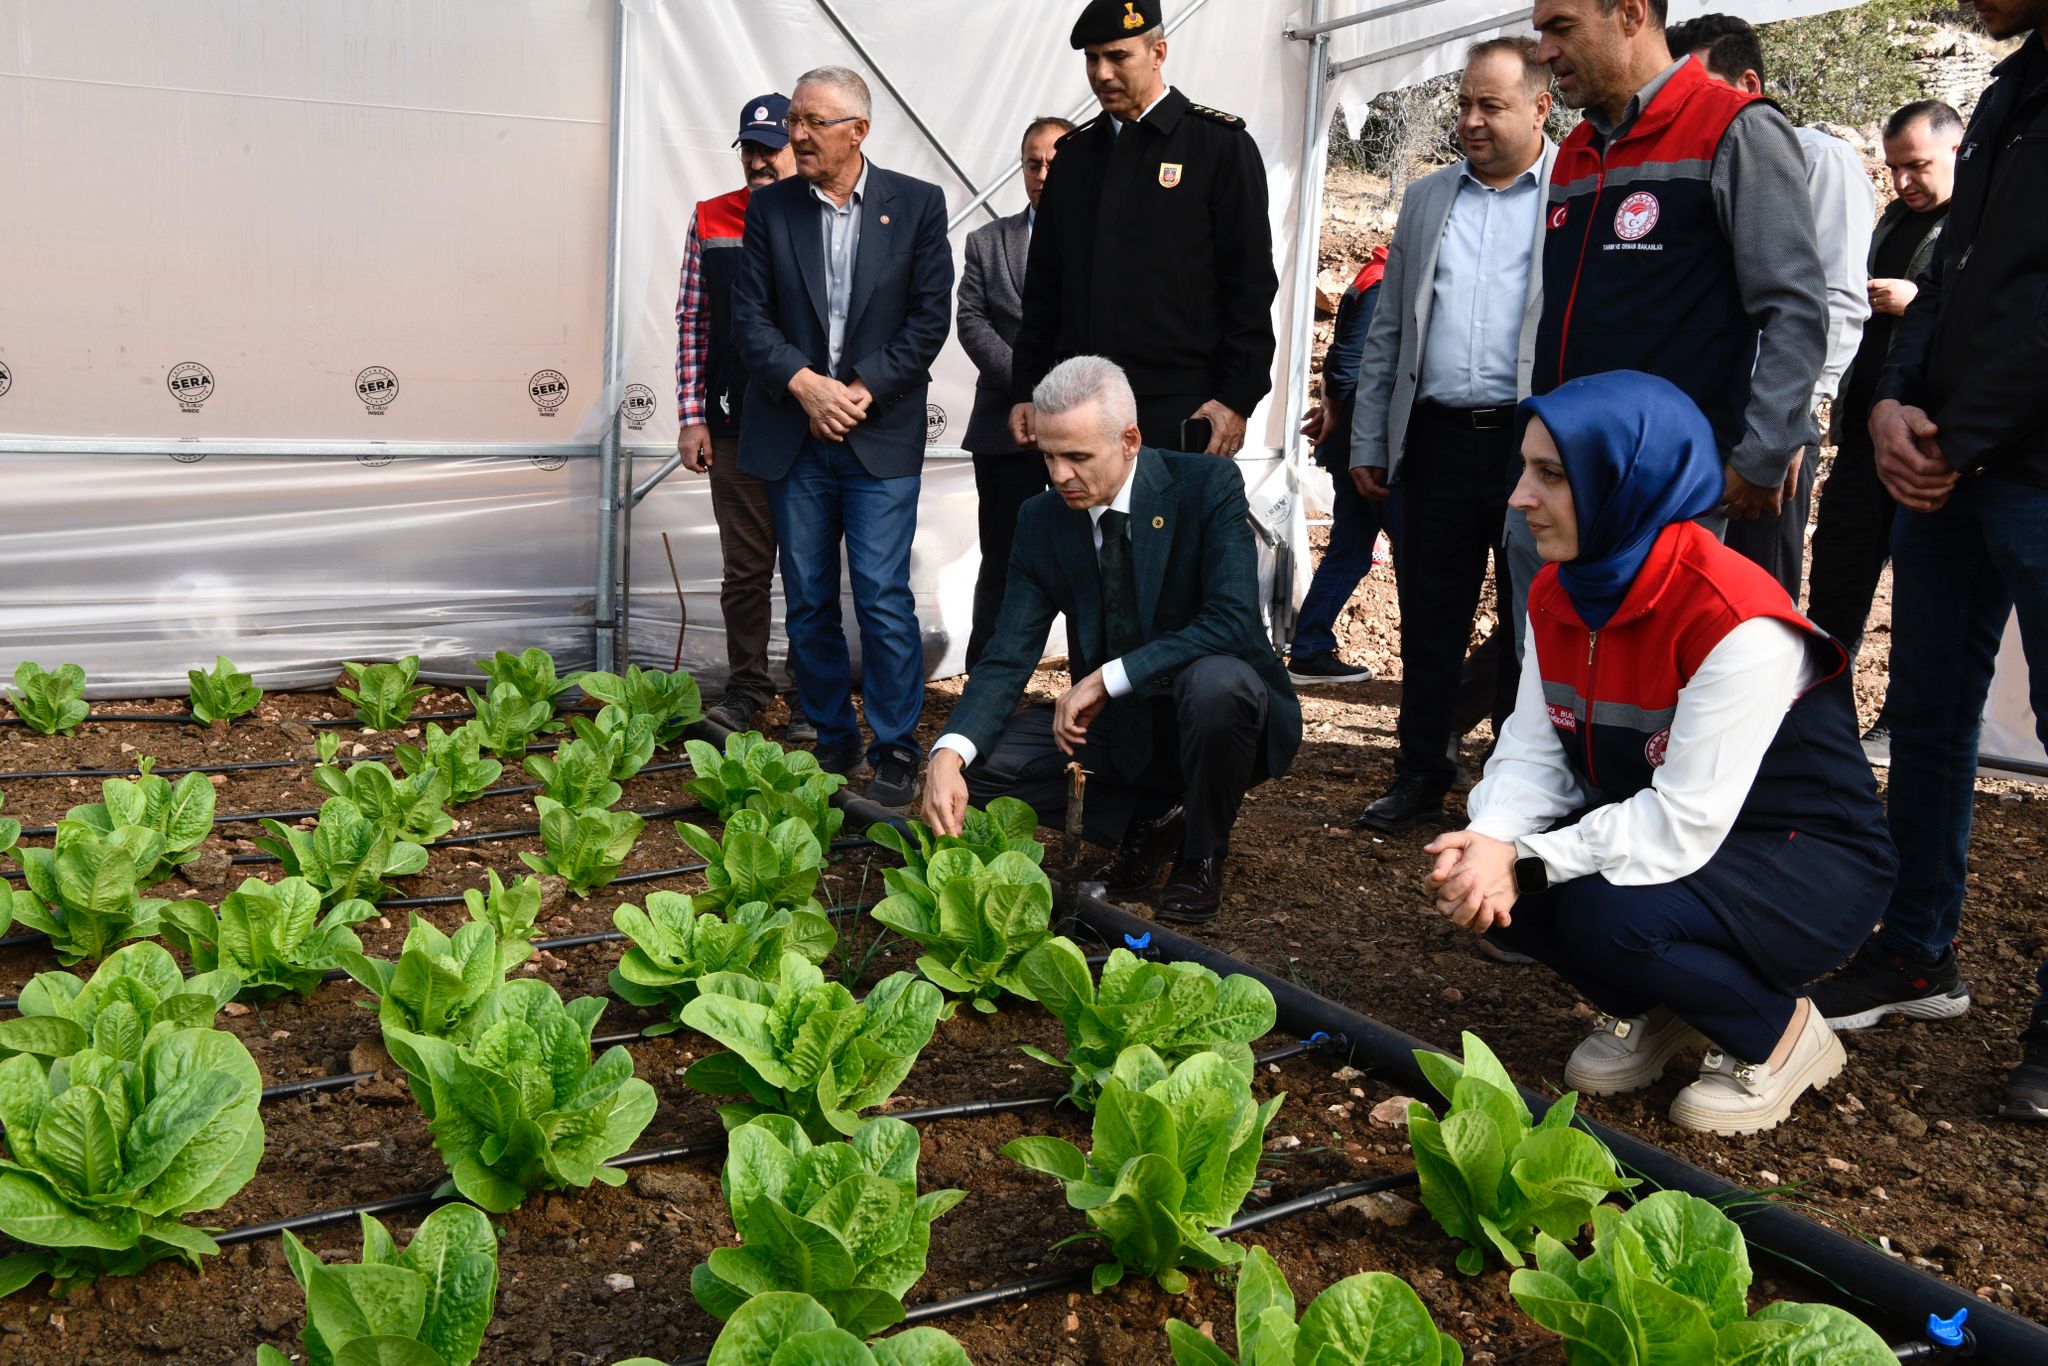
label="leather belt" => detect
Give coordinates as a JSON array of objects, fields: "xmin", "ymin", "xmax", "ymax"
[{"xmin": 1415, "ymin": 401, "xmax": 1516, "ymax": 431}]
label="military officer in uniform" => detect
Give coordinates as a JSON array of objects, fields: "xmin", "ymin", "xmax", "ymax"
[{"xmin": 1009, "ymin": 0, "xmax": 1279, "ymax": 458}]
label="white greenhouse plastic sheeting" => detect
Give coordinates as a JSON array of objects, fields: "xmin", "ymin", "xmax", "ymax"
[{"xmin": 0, "ymin": 0, "xmax": 2032, "ymax": 779}]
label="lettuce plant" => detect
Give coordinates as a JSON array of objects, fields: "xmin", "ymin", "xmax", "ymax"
[
  {"xmin": 396, "ymin": 721, "xmax": 506, "ymax": 805},
  {"xmin": 577, "ymin": 664, "xmax": 701, "ymax": 741},
  {"xmin": 60, "ymin": 756, "xmax": 217, "ymax": 886},
  {"xmin": 0, "ymin": 941, "xmax": 239, "ymax": 1065},
  {"xmin": 477, "ymin": 646, "xmax": 577, "ymax": 707},
  {"xmin": 868, "ymin": 797, "xmax": 1043, "ymax": 891},
  {"xmin": 873, "ymin": 848, "xmax": 1054, "ymax": 1017},
  {"xmin": 574, "ymin": 704, "xmax": 660, "ymax": 781},
  {"xmin": 1510, "ymin": 1190, "xmax": 1895, "ymax": 1365},
  {"xmin": 677, "ymin": 810, "xmax": 825, "ymax": 914},
  {"xmin": 463, "ymin": 869, "xmax": 545, "ymax": 976},
  {"xmin": 0, "ymin": 1025, "xmax": 264, "ymax": 1296},
  {"xmin": 383, "ymin": 979, "xmax": 656, "ymax": 1213},
  {"xmin": 1167, "ymin": 1245, "xmax": 1466, "ymax": 1365},
  {"xmin": 161, "ymin": 876, "xmax": 379, "ymax": 1001},
  {"xmin": 610, "ymin": 893, "xmax": 837, "ymax": 1034},
  {"xmin": 187, "ymin": 655, "xmax": 262, "ymax": 725},
  {"xmin": 681, "ymin": 954, "xmax": 944, "ymax": 1142},
  {"xmin": 524, "ymin": 733, "xmax": 625, "ymax": 811},
  {"xmin": 339, "ymin": 656, "xmax": 433, "ymax": 730},
  {"xmin": 1408, "ymin": 1032, "xmax": 1634, "ymax": 1275},
  {"xmin": 1017, "ymin": 941, "xmax": 1277, "ymax": 1109},
  {"xmin": 0, "ymin": 790, "xmax": 20, "ymax": 866},
  {"xmin": 520, "ymin": 796, "xmax": 643, "ymax": 896},
  {"xmin": 682, "ymin": 1292, "xmax": 972, "ymax": 1366},
  {"xmin": 692, "ymin": 1114, "xmax": 965, "ymax": 1338},
  {"xmin": 314, "ymin": 757, "xmax": 455, "ymax": 844},
  {"xmin": 344, "ymin": 916, "xmax": 506, "ymax": 1046},
  {"xmin": 465, "ymin": 683, "xmax": 560, "ymax": 758},
  {"xmin": 14, "ymin": 822, "xmax": 198, "ymax": 965},
  {"xmin": 257, "ymin": 796, "xmax": 429, "ymax": 907},
  {"xmin": 686, "ymin": 732, "xmax": 847, "ymax": 844},
  {"xmin": 1005, "ymin": 1046, "xmax": 1283, "ymax": 1294},
  {"xmin": 261, "ymin": 1204, "xmax": 499, "ymax": 1366},
  {"xmin": 7, "ymin": 661, "xmax": 90, "ymax": 736}
]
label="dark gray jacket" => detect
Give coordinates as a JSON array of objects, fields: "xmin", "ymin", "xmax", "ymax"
[
  {"xmin": 1827, "ymin": 198, "xmax": 1946, "ymax": 445},
  {"xmin": 956, "ymin": 209, "xmax": 1031, "ymax": 454}
]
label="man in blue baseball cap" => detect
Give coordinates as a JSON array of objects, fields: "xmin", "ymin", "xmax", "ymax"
[{"xmin": 679, "ymin": 92, "xmax": 811, "ymax": 742}]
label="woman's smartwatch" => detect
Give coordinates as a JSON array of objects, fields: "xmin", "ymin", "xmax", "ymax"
[{"xmin": 1513, "ymin": 855, "xmax": 1549, "ymax": 897}]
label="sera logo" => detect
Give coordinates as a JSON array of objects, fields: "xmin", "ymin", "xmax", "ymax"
[
  {"xmin": 356, "ymin": 366, "xmax": 399, "ymax": 415},
  {"xmin": 528, "ymin": 370, "xmax": 570, "ymax": 416},
  {"xmin": 620, "ymin": 383, "xmax": 657, "ymax": 430},
  {"xmin": 924, "ymin": 404, "xmax": 948, "ymax": 445},
  {"xmin": 167, "ymin": 361, "xmax": 215, "ymax": 412}
]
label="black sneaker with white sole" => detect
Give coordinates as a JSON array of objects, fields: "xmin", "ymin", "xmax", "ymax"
[
  {"xmin": 1810, "ymin": 937, "xmax": 1971, "ymax": 1030},
  {"xmin": 2001, "ymin": 1025, "xmax": 2048, "ymax": 1121},
  {"xmin": 1860, "ymin": 722, "xmax": 1891, "ymax": 769},
  {"xmin": 1286, "ymin": 651, "xmax": 1374, "ymax": 685},
  {"xmin": 865, "ymin": 746, "xmax": 920, "ymax": 810}
]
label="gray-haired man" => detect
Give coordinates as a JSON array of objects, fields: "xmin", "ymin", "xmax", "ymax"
[{"xmin": 925, "ymin": 356, "xmax": 1301, "ymax": 923}]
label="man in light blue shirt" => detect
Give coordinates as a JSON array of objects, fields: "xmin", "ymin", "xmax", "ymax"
[{"xmin": 1349, "ymin": 38, "xmax": 1557, "ymax": 833}]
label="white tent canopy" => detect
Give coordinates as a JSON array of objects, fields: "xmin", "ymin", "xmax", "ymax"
[{"xmin": 2, "ymin": 0, "xmax": 2033, "ymax": 774}]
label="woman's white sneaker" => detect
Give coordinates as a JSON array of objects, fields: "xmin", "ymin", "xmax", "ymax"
[
  {"xmin": 1668, "ymin": 1002, "xmax": 1845, "ymax": 1136},
  {"xmin": 1564, "ymin": 1013, "xmax": 1710, "ymax": 1095}
]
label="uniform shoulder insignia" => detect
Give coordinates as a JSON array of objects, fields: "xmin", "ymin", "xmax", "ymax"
[{"xmin": 1187, "ymin": 102, "xmax": 1245, "ymax": 128}]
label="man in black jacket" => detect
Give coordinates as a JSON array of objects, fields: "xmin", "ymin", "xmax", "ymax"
[
  {"xmin": 1808, "ymin": 0, "xmax": 2048, "ymax": 1123},
  {"xmin": 1008, "ymin": 0, "xmax": 1279, "ymax": 457}
]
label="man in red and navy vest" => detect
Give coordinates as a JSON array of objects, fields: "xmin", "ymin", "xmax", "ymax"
[
  {"xmin": 1531, "ymin": 0, "xmax": 1827, "ymax": 600},
  {"xmin": 677, "ymin": 93, "xmax": 811, "ymax": 740}
]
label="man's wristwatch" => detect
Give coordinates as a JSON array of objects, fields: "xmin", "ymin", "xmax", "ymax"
[{"xmin": 1513, "ymin": 855, "xmax": 1549, "ymax": 897}]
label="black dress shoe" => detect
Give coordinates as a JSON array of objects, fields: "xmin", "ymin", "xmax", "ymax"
[
  {"xmin": 1155, "ymin": 854, "xmax": 1225, "ymax": 924},
  {"xmin": 1353, "ymin": 776, "xmax": 1448, "ymax": 833},
  {"xmin": 1091, "ymin": 805, "xmax": 1185, "ymax": 897},
  {"xmin": 813, "ymin": 744, "xmax": 872, "ymax": 785}
]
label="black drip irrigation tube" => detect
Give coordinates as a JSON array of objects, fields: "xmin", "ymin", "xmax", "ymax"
[
  {"xmin": 214, "ymin": 1036, "xmax": 1344, "ymax": 1248},
  {"xmin": 1058, "ymin": 890, "xmax": 2048, "ymax": 1363},
  {"xmin": 666, "ymin": 1169, "xmax": 1426, "ymax": 1366},
  {"xmin": 0, "ymin": 748, "xmax": 697, "ymax": 787},
  {"xmin": 0, "ymin": 708, "xmax": 493, "ymax": 731}
]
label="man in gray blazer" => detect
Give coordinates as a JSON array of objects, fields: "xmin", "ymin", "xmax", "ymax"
[
  {"xmin": 958, "ymin": 116, "xmax": 1073, "ymax": 669},
  {"xmin": 1349, "ymin": 38, "xmax": 1556, "ymax": 833}
]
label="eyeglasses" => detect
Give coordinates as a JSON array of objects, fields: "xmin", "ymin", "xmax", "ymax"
[{"xmin": 782, "ymin": 113, "xmax": 863, "ymax": 133}]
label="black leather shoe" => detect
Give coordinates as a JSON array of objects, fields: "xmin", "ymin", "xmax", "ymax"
[
  {"xmin": 1091, "ymin": 805, "xmax": 1185, "ymax": 897},
  {"xmin": 1353, "ymin": 776, "xmax": 1448, "ymax": 833},
  {"xmin": 813, "ymin": 745, "xmax": 872, "ymax": 785},
  {"xmin": 1155, "ymin": 854, "xmax": 1225, "ymax": 924},
  {"xmin": 865, "ymin": 747, "xmax": 920, "ymax": 810}
]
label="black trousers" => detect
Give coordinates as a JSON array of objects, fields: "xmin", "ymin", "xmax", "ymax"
[
  {"xmin": 1806, "ymin": 423, "xmax": 1896, "ymax": 669},
  {"xmin": 1723, "ymin": 451, "xmax": 1818, "ymax": 604},
  {"xmin": 1388, "ymin": 408, "xmax": 1521, "ymax": 787},
  {"xmin": 964, "ymin": 656, "xmax": 1271, "ymax": 858},
  {"xmin": 965, "ymin": 449, "xmax": 1051, "ymax": 671},
  {"xmin": 1135, "ymin": 393, "xmax": 1214, "ymax": 454}
]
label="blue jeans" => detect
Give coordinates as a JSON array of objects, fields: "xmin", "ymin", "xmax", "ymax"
[
  {"xmin": 766, "ymin": 438, "xmax": 925, "ymax": 761},
  {"xmin": 1291, "ymin": 463, "xmax": 1388, "ymax": 658},
  {"xmin": 1879, "ymin": 478, "xmax": 2048, "ymax": 1011}
]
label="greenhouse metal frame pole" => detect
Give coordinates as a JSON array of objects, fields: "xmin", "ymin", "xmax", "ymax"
[
  {"xmin": 593, "ymin": 0, "xmax": 633, "ymax": 675},
  {"xmin": 1270, "ymin": 0, "xmax": 1333, "ymax": 648}
]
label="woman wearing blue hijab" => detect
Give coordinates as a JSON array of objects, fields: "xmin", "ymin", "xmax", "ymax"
[{"xmin": 1427, "ymin": 372, "xmax": 1895, "ymax": 1136}]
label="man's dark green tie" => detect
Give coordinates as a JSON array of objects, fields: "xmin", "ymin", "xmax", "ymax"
[{"xmin": 1097, "ymin": 508, "xmax": 1142, "ymax": 660}]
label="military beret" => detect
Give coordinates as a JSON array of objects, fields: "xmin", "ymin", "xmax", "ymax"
[{"xmin": 1071, "ymin": 0, "xmax": 1164, "ymax": 48}]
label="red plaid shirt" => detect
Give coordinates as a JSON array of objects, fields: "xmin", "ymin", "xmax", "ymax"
[{"xmin": 674, "ymin": 210, "xmax": 709, "ymax": 427}]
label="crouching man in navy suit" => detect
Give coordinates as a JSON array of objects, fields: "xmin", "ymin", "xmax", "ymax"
[{"xmin": 923, "ymin": 356, "xmax": 1301, "ymax": 923}]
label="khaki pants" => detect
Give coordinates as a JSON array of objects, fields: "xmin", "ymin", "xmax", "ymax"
[{"xmin": 709, "ymin": 436, "xmax": 786, "ymax": 707}]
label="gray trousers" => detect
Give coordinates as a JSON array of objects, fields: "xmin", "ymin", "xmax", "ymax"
[
  {"xmin": 708, "ymin": 435, "xmax": 792, "ymax": 708},
  {"xmin": 964, "ymin": 655, "xmax": 1271, "ymax": 859}
]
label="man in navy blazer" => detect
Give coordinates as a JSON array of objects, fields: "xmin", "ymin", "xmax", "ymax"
[
  {"xmin": 731, "ymin": 65, "xmax": 955, "ymax": 810},
  {"xmin": 924, "ymin": 356, "xmax": 1301, "ymax": 923}
]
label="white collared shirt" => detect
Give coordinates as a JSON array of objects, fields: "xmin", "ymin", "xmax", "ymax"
[{"xmin": 934, "ymin": 461, "xmax": 1139, "ymax": 769}]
